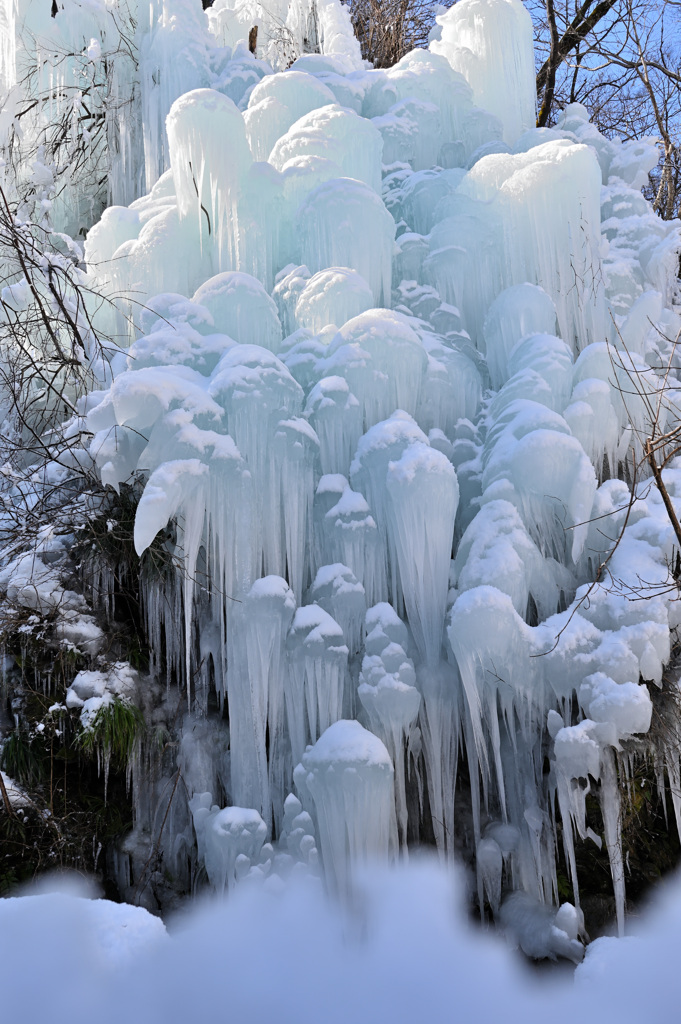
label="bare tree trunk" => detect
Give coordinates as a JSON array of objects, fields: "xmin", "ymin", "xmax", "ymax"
[{"xmin": 537, "ymin": 0, "xmax": 561, "ymax": 126}]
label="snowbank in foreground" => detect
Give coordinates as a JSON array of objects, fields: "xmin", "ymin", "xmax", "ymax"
[{"xmin": 2, "ymin": 860, "xmax": 680, "ymax": 1023}]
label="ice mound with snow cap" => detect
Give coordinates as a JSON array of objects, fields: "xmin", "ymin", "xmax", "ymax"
[{"xmin": 294, "ymin": 720, "xmax": 394, "ymax": 892}]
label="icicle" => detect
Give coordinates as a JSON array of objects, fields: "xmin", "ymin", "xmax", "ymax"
[
  {"xmin": 293, "ymin": 719, "xmax": 394, "ymax": 894},
  {"xmin": 273, "ymin": 417, "xmax": 319, "ymax": 602},
  {"xmin": 320, "ymin": 311, "xmax": 427, "ymax": 430},
  {"xmin": 350, "ymin": 411, "xmax": 429, "ymax": 609},
  {"xmin": 358, "ymin": 615, "xmax": 420, "ymax": 847},
  {"xmin": 228, "ymin": 577, "xmax": 296, "ymax": 832},
  {"xmin": 189, "ymin": 795, "xmax": 267, "ymax": 895},
  {"xmin": 286, "ymin": 604, "xmax": 349, "ymax": 767},
  {"xmin": 297, "ymin": 178, "xmax": 395, "ymax": 306},
  {"xmin": 309, "ymin": 563, "xmax": 366, "ymax": 660},
  {"xmin": 600, "ymin": 747, "xmax": 625, "ymax": 936},
  {"xmin": 385, "ymin": 441, "xmax": 458, "ymax": 665},
  {"xmin": 166, "ymin": 87, "xmax": 252, "ymax": 274},
  {"xmin": 305, "ymin": 376, "xmax": 363, "ymax": 477}
]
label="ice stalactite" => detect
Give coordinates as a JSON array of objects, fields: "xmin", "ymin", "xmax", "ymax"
[
  {"xmin": 191, "ymin": 272, "xmax": 283, "ymax": 352},
  {"xmin": 295, "ymin": 267, "xmax": 374, "ymax": 334},
  {"xmin": 432, "ymin": 0, "xmax": 536, "ymax": 147},
  {"xmin": 270, "ymin": 104, "xmax": 384, "ymax": 195},
  {"xmin": 358, "ymin": 604, "xmax": 420, "ymax": 847},
  {"xmin": 451, "ymin": 499, "xmax": 573, "ymax": 622},
  {"xmin": 415, "ymin": 334, "xmax": 483, "ymax": 438},
  {"xmin": 273, "ymin": 417, "xmax": 319, "ymax": 601},
  {"xmin": 504, "ymin": 333, "xmax": 574, "ymax": 415},
  {"xmin": 350, "ymin": 412, "xmax": 430, "ymax": 609},
  {"xmin": 309, "ymin": 563, "xmax": 366, "ymax": 660},
  {"xmin": 3, "ymin": 0, "xmax": 144, "ymax": 230},
  {"xmin": 425, "ymin": 141, "xmax": 605, "ymax": 356},
  {"xmin": 298, "ymin": 178, "xmax": 395, "ymax": 306},
  {"xmin": 550, "ymin": 664, "xmax": 654, "ymax": 934},
  {"xmin": 208, "ymin": 345, "xmax": 304, "ymax": 582},
  {"xmin": 140, "ymin": 0, "xmax": 212, "ymax": 192},
  {"xmin": 385, "ymin": 442, "xmax": 459, "ymax": 665},
  {"xmin": 461, "ymin": 141, "xmax": 605, "ymax": 351},
  {"xmin": 599, "ymin": 747, "xmax": 625, "ymax": 936},
  {"xmin": 416, "ymin": 664, "xmax": 461, "ymax": 857},
  {"xmin": 0, "ymin": 0, "xmax": 16, "ymax": 99},
  {"xmin": 286, "ymin": 605, "xmax": 349, "ymax": 768},
  {"xmin": 273, "ymin": 265, "xmax": 313, "ymax": 335},
  {"xmin": 205, "ymin": 0, "xmax": 361, "ymax": 73},
  {"xmin": 294, "ymin": 720, "xmax": 394, "ymax": 893},
  {"xmin": 245, "ymin": 73, "xmax": 335, "ymax": 162},
  {"xmin": 424, "ymin": 193, "xmax": 502, "ymax": 346},
  {"xmin": 166, "ymin": 88, "xmax": 252, "ymax": 276},
  {"xmin": 305, "ymin": 376, "xmax": 363, "ymax": 476},
  {"xmin": 477, "ymin": 836, "xmax": 503, "ymax": 915},
  {"xmin": 447, "ymin": 588, "xmax": 536, "ymax": 837},
  {"xmin": 321, "ymin": 311, "xmax": 427, "ymax": 430},
  {"xmin": 227, "ymin": 577, "xmax": 296, "ymax": 831},
  {"xmin": 480, "ymin": 400, "xmax": 597, "ymax": 563},
  {"xmin": 190, "ymin": 796, "xmax": 267, "ymax": 894},
  {"xmin": 313, "ymin": 476, "xmax": 380, "ymax": 602},
  {"xmin": 313, "ymin": 474, "xmax": 351, "ymax": 571},
  {"xmin": 482, "ymin": 284, "xmax": 558, "ymax": 391}
]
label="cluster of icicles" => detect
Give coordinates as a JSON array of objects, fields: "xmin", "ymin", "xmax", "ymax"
[
  {"xmin": 1, "ymin": 0, "xmax": 363, "ymax": 230},
  {"xmin": 14, "ymin": 0, "xmax": 681, "ymax": 939}
]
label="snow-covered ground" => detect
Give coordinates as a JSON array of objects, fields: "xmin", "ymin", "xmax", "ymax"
[{"xmin": 3, "ymin": 861, "xmax": 681, "ymax": 1023}]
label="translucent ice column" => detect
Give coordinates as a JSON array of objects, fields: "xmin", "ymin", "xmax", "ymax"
[
  {"xmin": 166, "ymin": 88, "xmax": 253, "ymax": 275},
  {"xmin": 294, "ymin": 268, "xmax": 374, "ymax": 333},
  {"xmin": 358, "ymin": 606, "xmax": 420, "ymax": 847},
  {"xmin": 294, "ymin": 720, "xmax": 394, "ymax": 892},
  {"xmin": 350, "ymin": 412, "xmax": 430, "ymax": 607},
  {"xmin": 482, "ymin": 284, "xmax": 558, "ymax": 390},
  {"xmin": 432, "ymin": 0, "xmax": 535, "ymax": 146},
  {"xmin": 309, "ymin": 563, "xmax": 367, "ymax": 660},
  {"xmin": 244, "ymin": 71, "xmax": 336, "ymax": 161},
  {"xmin": 320, "ymin": 310, "xmax": 427, "ymax": 430},
  {"xmin": 141, "ymin": 0, "xmax": 212, "ymax": 189},
  {"xmin": 386, "ymin": 443, "xmax": 459, "ymax": 665},
  {"xmin": 191, "ymin": 271, "xmax": 282, "ymax": 352},
  {"xmin": 228, "ymin": 577, "xmax": 296, "ymax": 831},
  {"xmin": 305, "ymin": 377, "xmax": 363, "ymax": 476},
  {"xmin": 269, "ymin": 104, "xmax": 384, "ymax": 194},
  {"xmin": 208, "ymin": 345, "xmax": 305, "ymax": 582},
  {"xmin": 298, "ymin": 178, "xmax": 395, "ymax": 306},
  {"xmin": 190, "ymin": 796, "xmax": 267, "ymax": 894},
  {"xmin": 286, "ymin": 605, "xmax": 349, "ymax": 767},
  {"xmin": 460, "ymin": 141, "xmax": 605, "ymax": 352}
]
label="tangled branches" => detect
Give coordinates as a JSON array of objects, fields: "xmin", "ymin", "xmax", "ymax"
[
  {"xmin": 4, "ymin": 0, "xmax": 141, "ymax": 234},
  {"xmin": 0, "ymin": 182, "xmax": 119, "ymax": 542},
  {"xmin": 346, "ymin": 0, "xmax": 443, "ymax": 67}
]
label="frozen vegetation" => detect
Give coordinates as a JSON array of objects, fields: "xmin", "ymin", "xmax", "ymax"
[{"xmin": 1, "ymin": 0, "xmax": 681, "ymax": 990}]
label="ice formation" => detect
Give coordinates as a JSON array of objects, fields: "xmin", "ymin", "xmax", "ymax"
[
  {"xmin": 2, "ymin": 0, "xmax": 681, "ymax": 944},
  {"xmin": 294, "ymin": 719, "xmax": 394, "ymax": 893},
  {"xmin": 431, "ymin": 0, "xmax": 536, "ymax": 146},
  {"xmin": 190, "ymin": 796, "xmax": 267, "ymax": 893}
]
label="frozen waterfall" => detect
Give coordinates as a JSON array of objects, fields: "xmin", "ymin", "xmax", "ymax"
[{"xmin": 3, "ymin": 0, "xmax": 681, "ymax": 942}]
